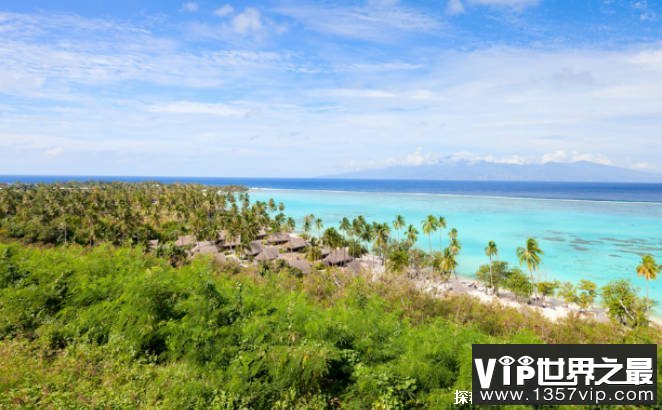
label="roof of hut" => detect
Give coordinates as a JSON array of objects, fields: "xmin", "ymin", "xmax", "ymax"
[
  {"xmin": 282, "ymin": 237, "xmax": 307, "ymax": 251},
  {"xmin": 256, "ymin": 227, "xmax": 267, "ymax": 238},
  {"xmin": 267, "ymin": 232, "xmax": 291, "ymax": 244},
  {"xmin": 246, "ymin": 240, "xmax": 265, "ymax": 256},
  {"xmin": 278, "ymin": 254, "xmax": 312, "ymax": 274},
  {"xmin": 191, "ymin": 241, "xmax": 219, "ymax": 255},
  {"xmin": 175, "ymin": 235, "xmax": 196, "ymax": 247},
  {"xmin": 322, "ymin": 248, "xmax": 354, "ymax": 266},
  {"xmin": 255, "ymin": 246, "xmax": 280, "ymax": 261},
  {"xmin": 345, "ymin": 259, "xmax": 364, "ymax": 275}
]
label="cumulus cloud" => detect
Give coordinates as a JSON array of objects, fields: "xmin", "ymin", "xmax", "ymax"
[{"xmin": 231, "ymin": 8, "xmax": 262, "ymax": 34}]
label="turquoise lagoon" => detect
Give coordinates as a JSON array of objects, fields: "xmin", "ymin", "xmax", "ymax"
[{"xmin": 251, "ymin": 188, "xmax": 662, "ymax": 310}]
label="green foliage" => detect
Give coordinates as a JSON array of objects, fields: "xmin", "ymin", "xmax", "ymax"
[
  {"xmin": 0, "ymin": 242, "xmax": 658, "ymax": 408},
  {"xmin": 602, "ymin": 280, "xmax": 649, "ymax": 328},
  {"xmin": 475, "ymin": 260, "xmax": 511, "ymax": 295},
  {"xmin": 536, "ymin": 280, "xmax": 559, "ymax": 302},
  {"xmin": 0, "ymin": 182, "xmax": 284, "ymax": 247},
  {"xmin": 503, "ymin": 268, "xmax": 533, "ymax": 301}
]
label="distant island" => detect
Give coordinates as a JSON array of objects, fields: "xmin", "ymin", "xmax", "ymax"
[{"xmin": 329, "ymin": 159, "xmax": 662, "ymax": 183}]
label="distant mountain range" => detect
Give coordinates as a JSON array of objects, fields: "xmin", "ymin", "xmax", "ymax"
[{"xmin": 329, "ymin": 160, "xmax": 661, "ymax": 182}]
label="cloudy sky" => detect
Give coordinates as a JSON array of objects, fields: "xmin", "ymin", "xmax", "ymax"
[{"xmin": 0, "ymin": 0, "xmax": 661, "ymax": 176}]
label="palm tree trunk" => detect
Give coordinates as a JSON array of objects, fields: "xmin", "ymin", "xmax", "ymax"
[{"xmin": 488, "ymin": 255, "xmax": 493, "ymax": 295}]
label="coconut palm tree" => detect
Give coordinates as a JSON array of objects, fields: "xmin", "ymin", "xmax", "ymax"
[
  {"xmin": 485, "ymin": 241, "xmax": 498, "ymax": 294},
  {"xmin": 405, "ymin": 224, "xmax": 419, "ymax": 246},
  {"xmin": 373, "ymin": 222, "xmax": 391, "ymax": 266},
  {"xmin": 393, "ymin": 215, "xmax": 405, "ymax": 241},
  {"xmin": 315, "ymin": 217, "xmax": 324, "ymax": 240},
  {"xmin": 421, "ymin": 215, "xmax": 438, "ymax": 253},
  {"xmin": 339, "ymin": 217, "xmax": 351, "ymax": 260},
  {"xmin": 448, "ymin": 227, "xmax": 458, "ymax": 242},
  {"xmin": 517, "ymin": 238, "xmax": 543, "ymax": 299},
  {"xmin": 636, "ymin": 254, "xmax": 659, "ymax": 311},
  {"xmin": 303, "ymin": 213, "xmax": 314, "ymax": 238},
  {"xmin": 437, "ymin": 216, "xmax": 447, "ymax": 250}
]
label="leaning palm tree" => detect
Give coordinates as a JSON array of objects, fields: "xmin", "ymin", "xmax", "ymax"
[
  {"xmin": 393, "ymin": 215, "xmax": 405, "ymax": 241},
  {"xmin": 636, "ymin": 254, "xmax": 659, "ymax": 311},
  {"xmin": 516, "ymin": 238, "xmax": 543, "ymax": 299},
  {"xmin": 485, "ymin": 241, "xmax": 498, "ymax": 294},
  {"xmin": 421, "ymin": 215, "xmax": 438, "ymax": 253}
]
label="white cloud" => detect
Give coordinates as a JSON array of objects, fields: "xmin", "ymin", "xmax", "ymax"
[
  {"xmin": 43, "ymin": 146, "xmax": 64, "ymax": 158},
  {"xmin": 148, "ymin": 101, "xmax": 248, "ymax": 116},
  {"xmin": 466, "ymin": 0, "xmax": 540, "ymax": 8},
  {"xmin": 231, "ymin": 8, "xmax": 262, "ymax": 34},
  {"xmin": 446, "ymin": 0, "xmax": 465, "ymax": 15},
  {"xmin": 540, "ymin": 150, "xmax": 612, "ymax": 165},
  {"xmin": 181, "ymin": 2, "xmax": 199, "ymax": 12},
  {"xmin": 321, "ymin": 88, "xmax": 396, "ymax": 98},
  {"xmin": 447, "ymin": 0, "xmax": 540, "ymax": 14},
  {"xmin": 275, "ymin": 2, "xmax": 439, "ymax": 41},
  {"xmin": 213, "ymin": 4, "xmax": 234, "ymax": 17}
]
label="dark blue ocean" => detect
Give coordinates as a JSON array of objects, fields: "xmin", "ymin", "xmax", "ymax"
[{"xmin": 1, "ymin": 175, "xmax": 662, "ymax": 203}]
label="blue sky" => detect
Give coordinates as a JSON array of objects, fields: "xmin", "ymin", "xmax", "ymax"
[{"xmin": 0, "ymin": 0, "xmax": 661, "ymax": 176}]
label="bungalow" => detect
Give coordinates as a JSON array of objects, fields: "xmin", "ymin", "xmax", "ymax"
[{"xmin": 322, "ymin": 248, "xmax": 354, "ymax": 267}]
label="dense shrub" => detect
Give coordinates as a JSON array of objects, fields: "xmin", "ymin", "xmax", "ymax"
[{"xmin": 0, "ymin": 242, "xmax": 659, "ymax": 409}]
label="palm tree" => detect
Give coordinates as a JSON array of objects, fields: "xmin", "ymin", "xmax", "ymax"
[
  {"xmin": 405, "ymin": 224, "xmax": 418, "ymax": 246},
  {"xmin": 448, "ymin": 227, "xmax": 458, "ymax": 242},
  {"xmin": 517, "ymin": 238, "xmax": 543, "ymax": 300},
  {"xmin": 339, "ymin": 217, "xmax": 351, "ymax": 260},
  {"xmin": 636, "ymin": 254, "xmax": 659, "ymax": 311},
  {"xmin": 485, "ymin": 241, "xmax": 498, "ymax": 294},
  {"xmin": 315, "ymin": 217, "xmax": 324, "ymax": 240},
  {"xmin": 393, "ymin": 215, "xmax": 405, "ymax": 241},
  {"xmin": 440, "ymin": 248, "xmax": 457, "ymax": 281},
  {"xmin": 373, "ymin": 222, "xmax": 391, "ymax": 266},
  {"xmin": 303, "ymin": 213, "xmax": 314, "ymax": 238},
  {"xmin": 421, "ymin": 215, "xmax": 438, "ymax": 253},
  {"xmin": 437, "ymin": 216, "xmax": 447, "ymax": 250}
]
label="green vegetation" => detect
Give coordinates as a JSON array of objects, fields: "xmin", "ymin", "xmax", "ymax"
[
  {"xmin": 0, "ymin": 242, "xmax": 660, "ymax": 409},
  {"xmin": 0, "ymin": 182, "xmax": 660, "ymax": 408}
]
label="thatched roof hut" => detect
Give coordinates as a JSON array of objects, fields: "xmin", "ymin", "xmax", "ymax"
[
  {"xmin": 267, "ymin": 232, "xmax": 291, "ymax": 244},
  {"xmin": 190, "ymin": 241, "xmax": 219, "ymax": 255},
  {"xmin": 282, "ymin": 237, "xmax": 307, "ymax": 251},
  {"xmin": 345, "ymin": 259, "xmax": 364, "ymax": 275},
  {"xmin": 245, "ymin": 240, "xmax": 265, "ymax": 257},
  {"xmin": 175, "ymin": 235, "xmax": 196, "ymax": 247},
  {"xmin": 217, "ymin": 230, "xmax": 241, "ymax": 249},
  {"xmin": 278, "ymin": 253, "xmax": 312, "ymax": 274},
  {"xmin": 255, "ymin": 246, "xmax": 280, "ymax": 261},
  {"xmin": 322, "ymin": 248, "xmax": 354, "ymax": 266},
  {"xmin": 256, "ymin": 227, "xmax": 268, "ymax": 239}
]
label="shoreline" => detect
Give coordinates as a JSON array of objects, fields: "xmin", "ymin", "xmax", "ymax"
[{"xmin": 350, "ymin": 253, "xmax": 662, "ymax": 324}]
